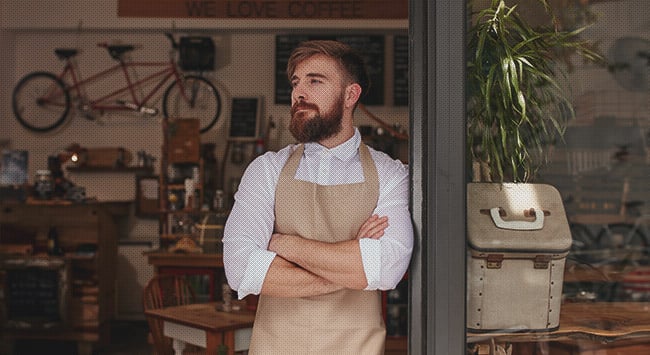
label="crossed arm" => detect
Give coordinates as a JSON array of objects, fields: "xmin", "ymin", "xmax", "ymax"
[{"xmin": 259, "ymin": 215, "xmax": 389, "ymax": 298}]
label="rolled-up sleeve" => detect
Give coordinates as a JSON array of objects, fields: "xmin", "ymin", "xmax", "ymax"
[
  {"xmin": 360, "ymin": 156, "xmax": 413, "ymax": 290},
  {"xmin": 223, "ymin": 153, "xmax": 281, "ymax": 299}
]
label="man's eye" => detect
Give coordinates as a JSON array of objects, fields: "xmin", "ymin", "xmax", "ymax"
[
  {"xmin": 290, "ymin": 81, "xmax": 298, "ymax": 87},
  {"xmin": 310, "ymin": 79, "xmax": 322, "ymax": 84}
]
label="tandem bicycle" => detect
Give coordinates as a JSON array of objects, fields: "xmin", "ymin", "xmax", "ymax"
[{"xmin": 12, "ymin": 33, "xmax": 222, "ymax": 134}]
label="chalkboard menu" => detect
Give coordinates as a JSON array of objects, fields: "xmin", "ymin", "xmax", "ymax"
[
  {"xmin": 229, "ymin": 97, "xmax": 262, "ymax": 140},
  {"xmin": 275, "ymin": 34, "xmax": 385, "ymax": 106},
  {"xmin": 393, "ymin": 35, "xmax": 409, "ymax": 106},
  {"xmin": 6, "ymin": 267, "xmax": 63, "ymax": 322}
]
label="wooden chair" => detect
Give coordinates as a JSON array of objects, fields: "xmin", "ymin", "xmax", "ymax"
[{"xmin": 142, "ymin": 274, "xmax": 204, "ymax": 355}]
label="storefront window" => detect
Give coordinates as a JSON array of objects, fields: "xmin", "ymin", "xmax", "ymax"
[{"xmin": 466, "ymin": 0, "xmax": 650, "ymax": 353}]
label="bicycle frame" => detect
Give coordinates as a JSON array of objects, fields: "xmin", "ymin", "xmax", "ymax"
[
  {"xmin": 56, "ymin": 56, "xmax": 185, "ymax": 112},
  {"xmin": 14, "ymin": 34, "xmax": 222, "ymax": 134}
]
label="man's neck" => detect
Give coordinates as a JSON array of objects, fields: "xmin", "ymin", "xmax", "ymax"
[{"xmin": 318, "ymin": 125, "xmax": 355, "ymax": 149}]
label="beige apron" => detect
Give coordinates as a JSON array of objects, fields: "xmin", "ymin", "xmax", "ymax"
[{"xmin": 249, "ymin": 143, "xmax": 386, "ymax": 355}]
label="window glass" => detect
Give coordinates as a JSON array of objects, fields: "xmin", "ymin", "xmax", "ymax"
[{"xmin": 467, "ymin": 0, "xmax": 650, "ymax": 353}]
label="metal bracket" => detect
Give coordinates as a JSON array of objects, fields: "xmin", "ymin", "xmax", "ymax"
[
  {"xmin": 486, "ymin": 254, "xmax": 504, "ymax": 269},
  {"xmin": 534, "ymin": 255, "xmax": 552, "ymax": 269}
]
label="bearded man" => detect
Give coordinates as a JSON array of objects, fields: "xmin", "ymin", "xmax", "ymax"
[{"xmin": 223, "ymin": 40, "xmax": 413, "ymax": 354}]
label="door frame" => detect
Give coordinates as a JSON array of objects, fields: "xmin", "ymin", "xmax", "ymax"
[{"xmin": 409, "ymin": 1, "xmax": 467, "ymax": 354}]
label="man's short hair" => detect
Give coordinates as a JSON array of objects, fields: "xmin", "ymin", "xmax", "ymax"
[{"xmin": 286, "ymin": 40, "xmax": 370, "ymax": 97}]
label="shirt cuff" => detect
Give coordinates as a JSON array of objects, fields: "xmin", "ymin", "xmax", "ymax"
[
  {"xmin": 237, "ymin": 248, "xmax": 276, "ymax": 299},
  {"xmin": 359, "ymin": 238, "xmax": 381, "ymax": 290}
]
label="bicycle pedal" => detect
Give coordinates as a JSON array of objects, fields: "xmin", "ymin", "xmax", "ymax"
[
  {"xmin": 140, "ymin": 106, "xmax": 158, "ymax": 115},
  {"xmin": 117, "ymin": 100, "xmax": 139, "ymax": 111}
]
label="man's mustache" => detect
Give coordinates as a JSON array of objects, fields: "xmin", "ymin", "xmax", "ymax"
[{"xmin": 291, "ymin": 102, "xmax": 319, "ymax": 115}]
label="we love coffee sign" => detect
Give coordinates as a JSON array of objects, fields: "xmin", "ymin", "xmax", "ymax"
[{"xmin": 118, "ymin": 0, "xmax": 407, "ymax": 19}]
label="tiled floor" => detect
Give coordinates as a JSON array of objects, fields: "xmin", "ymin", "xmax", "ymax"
[{"xmin": 6, "ymin": 320, "xmax": 151, "ymax": 355}]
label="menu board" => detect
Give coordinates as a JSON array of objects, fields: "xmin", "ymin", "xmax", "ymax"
[
  {"xmin": 229, "ymin": 97, "xmax": 262, "ymax": 140},
  {"xmin": 393, "ymin": 35, "xmax": 409, "ymax": 106},
  {"xmin": 275, "ymin": 34, "xmax": 385, "ymax": 106},
  {"xmin": 6, "ymin": 268, "xmax": 62, "ymax": 322}
]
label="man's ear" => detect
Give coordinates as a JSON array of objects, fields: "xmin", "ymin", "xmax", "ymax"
[{"xmin": 344, "ymin": 83, "xmax": 362, "ymax": 108}]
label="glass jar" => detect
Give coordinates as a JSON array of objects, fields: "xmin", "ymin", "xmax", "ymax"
[{"xmin": 34, "ymin": 170, "xmax": 53, "ymax": 199}]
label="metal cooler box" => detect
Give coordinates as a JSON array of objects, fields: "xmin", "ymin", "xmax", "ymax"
[{"xmin": 467, "ymin": 183, "xmax": 572, "ymax": 332}]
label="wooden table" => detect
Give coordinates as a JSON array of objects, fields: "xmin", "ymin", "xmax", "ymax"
[
  {"xmin": 144, "ymin": 251, "xmax": 225, "ymax": 300},
  {"xmin": 144, "ymin": 302, "xmax": 255, "ymax": 355},
  {"xmin": 144, "ymin": 251, "xmax": 224, "ymax": 270},
  {"xmin": 468, "ymin": 302, "xmax": 650, "ymax": 354}
]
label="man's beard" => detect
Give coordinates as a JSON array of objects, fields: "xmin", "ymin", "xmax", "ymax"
[{"xmin": 289, "ymin": 97, "xmax": 344, "ymax": 143}]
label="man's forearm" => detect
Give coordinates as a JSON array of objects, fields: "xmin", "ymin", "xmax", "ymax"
[
  {"xmin": 270, "ymin": 234, "xmax": 368, "ymax": 290},
  {"xmin": 260, "ymin": 255, "xmax": 344, "ymax": 297}
]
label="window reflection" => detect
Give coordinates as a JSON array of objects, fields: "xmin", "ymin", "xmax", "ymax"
[{"xmin": 468, "ymin": 0, "xmax": 650, "ymax": 353}]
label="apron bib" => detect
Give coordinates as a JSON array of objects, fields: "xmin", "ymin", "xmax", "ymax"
[{"xmin": 249, "ymin": 143, "xmax": 385, "ymax": 355}]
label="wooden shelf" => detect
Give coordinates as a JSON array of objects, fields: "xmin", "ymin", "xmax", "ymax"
[
  {"xmin": 564, "ymin": 263, "xmax": 641, "ymax": 283},
  {"xmin": 0, "ymin": 203, "xmax": 119, "ymax": 348},
  {"xmin": 166, "ymin": 184, "xmax": 204, "ymax": 191},
  {"xmin": 144, "ymin": 250, "xmax": 224, "ymax": 268},
  {"xmin": 160, "ymin": 233, "xmax": 193, "ymax": 240},
  {"xmin": 151, "ymin": 118, "xmax": 228, "ymax": 302},
  {"xmin": 160, "ymin": 209, "xmax": 228, "ymax": 216},
  {"xmin": 66, "ymin": 166, "xmax": 154, "ymax": 174}
]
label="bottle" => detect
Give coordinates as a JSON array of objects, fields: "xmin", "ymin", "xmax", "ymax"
[
  {"xmin": 184, "ymin": 178, "xmax": 195, "ymax": 211},
  {"xmin": 254, "ymin": 138, "xmax": 266, "ymax": 158},
  {"xmin": 213, "ymin": 189, "xmax": 225, "ymax": 212},
  {"xmin": 34, "ymin": 170, "xmax": 53, "ymax": 199},
  {"xmin": 47, "ymin": 226, "xmax": 63, "ymax": 256},
  {"xmin": 231, "ymin": 143, "xmax": 244, "ymax": 165}
]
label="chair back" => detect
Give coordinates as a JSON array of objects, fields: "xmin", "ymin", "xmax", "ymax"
[{"xmin": 143, "ymin": 274, "xmax": 197, "ymax": 355}]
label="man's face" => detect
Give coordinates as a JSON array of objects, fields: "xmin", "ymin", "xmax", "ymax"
[{"xmin": 289, "ymin": 54, "xmax": 346, "ymax": 143}]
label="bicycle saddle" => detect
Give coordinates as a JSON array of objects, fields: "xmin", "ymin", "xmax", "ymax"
[
  {"xmin": 54, "ymin": 49, "xmax": 78, "ymax": 60},
  {"xmin": 107, "ymin": 45, "xmax": 135, "ymax": 60}
]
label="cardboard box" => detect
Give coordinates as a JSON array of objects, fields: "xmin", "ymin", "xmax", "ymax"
[{"xmin": 167, "ymin": 119, "xmax": 200, "ymax": 163}]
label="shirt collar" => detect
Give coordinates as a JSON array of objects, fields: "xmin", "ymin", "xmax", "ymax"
[{"xmin": 303, "ymin": 127, "xmax": 361, "ymax": 161}]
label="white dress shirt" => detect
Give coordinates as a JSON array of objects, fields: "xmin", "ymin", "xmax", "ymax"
[{"xmin": 223, "ymin": 128, "xmax": 414, "ymax": 299}]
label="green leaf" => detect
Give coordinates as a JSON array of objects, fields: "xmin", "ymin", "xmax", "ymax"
[{"xmin": 466, "ymin": 0, "xmax": 603, "ymax": 182}]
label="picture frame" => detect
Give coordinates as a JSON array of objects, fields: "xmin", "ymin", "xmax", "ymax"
[{"xmin": 228, "ymin": 97, "xmax": 263, "ymax": 141}]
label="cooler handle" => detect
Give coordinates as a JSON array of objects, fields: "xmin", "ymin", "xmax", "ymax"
[{"xmin": 490, "ymin": 207, "xmax": 544, "ymax": 230}]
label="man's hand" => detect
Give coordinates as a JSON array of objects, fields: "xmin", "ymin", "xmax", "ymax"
[
  {"xmin": 268, "ymin": 214, "xmax": 389, "ymax": 254},
  {"xmin": 260, "ymin": 256, "xmax": 344, "ymax": 297},
  {"xmin": 356, "ymin": 214, "xmax": 389, "ymax": 240},
  {"xmin": 268, "ymin": 232, "xmax": 292, "ymax": 255}
]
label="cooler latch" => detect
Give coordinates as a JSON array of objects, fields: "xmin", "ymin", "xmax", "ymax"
[
  {"xmin": 534, "ymin": 255, "xmax": 552, "ymax": 269},
  {"xmin": 486, "ymin": 254, "xmax": 504, "ymax": 269}
]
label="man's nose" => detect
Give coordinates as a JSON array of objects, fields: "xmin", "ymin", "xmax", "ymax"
[{"xmin": 292, "ymin": 84, "xmax": 307, "ymax": 102}]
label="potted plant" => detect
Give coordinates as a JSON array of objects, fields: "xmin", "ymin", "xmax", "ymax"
[
  {"xmin": 465, "ymin": 0, "xmax": 607, "ymax": 335},
  {"xmin": 467, "ymin": 0, "xmax": 604, "ymax": 182}
]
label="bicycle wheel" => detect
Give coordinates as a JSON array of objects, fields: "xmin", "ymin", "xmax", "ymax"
[
  {"xmin": 569, "ymin": 222, "xmax": 598, "ymax": 263},
  {"xmin": 163, "ymin": 75, "xmax": 222, "ymax": 134},
  {"xmin": 597, "ymin": 223, "xmax": 648, "ymax": 265},
  {"xmin": 598, "ymin": 223, "xmax": 647, "ymax": 248},
  {"xmin": 12, "ymin": 72, "xmax": 70, "ymax": 133},
  {"xmin": 570, "ymin": 223, "xmax": 596, "ymax": 251}
]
